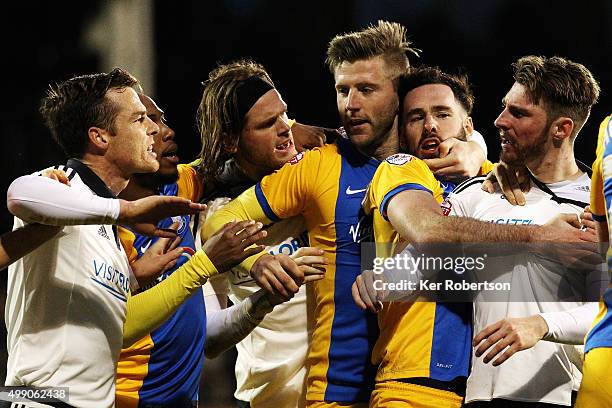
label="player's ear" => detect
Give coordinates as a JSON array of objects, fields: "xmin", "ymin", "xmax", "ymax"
[
  {"xmin": 464, "ymin": 116, "xmax": 474, "ymax": 136},
  {"xmin": 551, "ymin": 117, "xmax": 574, "ymax": 142},
  {"xmin": 88, "ymin": 127, "xmax": 110, "ymax": 150}
]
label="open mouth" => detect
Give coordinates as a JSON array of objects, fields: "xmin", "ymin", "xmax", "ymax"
[
  {"xmin": 275, "ymin": 139, "xmax": 294, "ymax": 152},
  {"xmin": 419, "ymin": 137, "xmax": 440, "ymax": 154},
  {"xmin": 501, "ymin": 136, "xmax": 516, "ymax": 148},
  {"xmin": 161, "ymin": 147, "xmax": 179, "ymax": 163},
  {"xmin": 147, "ymin": 145, "xmax": 157, "ymax": 159}
]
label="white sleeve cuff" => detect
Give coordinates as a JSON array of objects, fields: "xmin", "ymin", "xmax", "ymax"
[{"xmin": 539, "ymin": 302, "xmax": 599, "ymax": 345}]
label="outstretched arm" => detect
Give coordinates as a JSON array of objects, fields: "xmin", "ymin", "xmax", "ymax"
[
  {"xmin": 387, "ymin": 189, "xmax": 593, "ymax": 244},
  {"xmin": 0, "ymin": 224, "xmax": 62, "ymax": 270},
  {"xmin": 8, "ymin": 174, "xmax": 205, "ymax": 237}
]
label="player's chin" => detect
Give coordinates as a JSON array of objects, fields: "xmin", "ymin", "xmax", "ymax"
[
  {"xmin": 275, "ymin": 147, "xmax": 298, "ymax": 161},
  {"xmin": 139, "ymin": 157, "xmax": 160, "ymax": 173}
]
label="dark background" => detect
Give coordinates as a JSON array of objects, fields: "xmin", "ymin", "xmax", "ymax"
[{"xmin": 1, "ymin": 1, "xmax": 611, "ymax": 405}]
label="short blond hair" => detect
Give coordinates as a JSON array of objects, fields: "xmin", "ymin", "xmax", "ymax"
[{"xmin": 326, "ymin": 20, "xmax": 418, "ymax": 77}]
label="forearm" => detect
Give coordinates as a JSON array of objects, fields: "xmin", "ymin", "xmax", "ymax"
[
  {"xmin": 202, "ymin": 188, "xmax": 271, "ymax": 274},
  {"xmin": 8, "ymin": 175, "xmax": 120, "ymax": 225},
  {"xmin": 0, "ymin": 224, "xmax": 62, "ymax": 269},
  {"xmin": 204, "ymin": 290, "xmax": 275, "ymax": 358},
  {"xmin": 539, "ymin": 302, "xmax": 599, "ymax": 345},
  {"xmin": 123, "ymin": 250, "xmax": 218, "ymax": 347},
  {"xmin": 398, "ymin": 211, "xmax": 537, "ymax": 244}
]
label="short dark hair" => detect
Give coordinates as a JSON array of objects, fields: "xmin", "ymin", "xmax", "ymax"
[
  {"xmin": 326, "ymin": 20, "xmax": 418, "ymax": 78},
  {"xmin": 398, "ymin": 66, "xmax": 474, "ymax": 119},
  {"xmin": 512, "ymin": 55, "xmax": 600, "ymax": 135},
  {"xmin": 197, "ymin": 59, "xmax": 274, "ymax": 180},
  {"xmin": 39, "ymin": 68, "xmax": 139, "ymax": 158}
]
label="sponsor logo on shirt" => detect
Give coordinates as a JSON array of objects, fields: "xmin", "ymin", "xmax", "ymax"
[
  {"xmin": 267, "ymin": 231, "xmax": 309, "ymax": 256},
  {"xmin": 346, "ymin": 186, "xmax": 367, "ymax": 196},
  {"xmin": 91, "ymin": 259, "xmax": 130, "ymax": 300},
  {"xmin": 489, "ymin": 218, "xmax": 533, "ymax": 225},
  {"xmin": 441, "ymin": 199, "xmax": 452, "ymax": 216},
  {"xmin": 98, "ymin": 226, "xmax": 110, "ymax": 240},
  {"xmin": 349, "ymin": 214, "xmax": 372, "ymax": 243},
  {"xmin": 385, "ymin": 153, "xmax": 414, "ymax": 166}
]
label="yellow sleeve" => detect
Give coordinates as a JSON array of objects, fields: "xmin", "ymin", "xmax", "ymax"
[
  {"xmin": 369, "ymin": 153, "xmax": 441, "ymax": 219},
  {"xmin": 479, "ymin": 160, "xmax": 496, "ymax": 175},
  {"xmin": 176, "ymin": 164, "xmax": 203, "ymax": 202},
  {"xmin": 117, "ymin": 226, "xmax": 138, "ymax": 264},
  {"xmin": 257, "ymin": 147, "xmax": 323, "ymax": 220},
  {"xmin": 591, "ymin": 115, "xmax": 612, "ymax": 221},
  {"xmin": 122, "ymin": 250, "xmax": 218, "ymax": 347},
  {"xmin": 202, "ymin": 186, "xmax": 271, "ymax": 275}
]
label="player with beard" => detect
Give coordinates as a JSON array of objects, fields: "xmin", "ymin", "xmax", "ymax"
[
  {"xmin": 352, "ymin": 62, "xmax": 600, "ymax": 407},
  {"xmin": 203, "ymin": 22, "xmax": 488, "ymax": 408},
  {"xmin": 449, "ymin": 56, "xmax": 602, "ymax": 407}
]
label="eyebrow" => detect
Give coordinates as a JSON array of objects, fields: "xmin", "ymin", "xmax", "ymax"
[
  {"xmin": 129, "ymin": 109, "xmax": 147, "ymax": 120},
  {"xmin": 405, "ymin": 105, "xmax": 452, "ymax": 115}
]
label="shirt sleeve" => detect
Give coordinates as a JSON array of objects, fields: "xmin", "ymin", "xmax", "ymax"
[
  {"xmin": 202, "ymin": 186, "xmax": 271, "ymax": 274},
  {"xmin": 176, "ymin": 164, "xmax": 203, "ymax": 202},
  {"xmin": 591, "ymin": 115, "xmax": 612, "ymax": 222},
  {"xmin": 479, "ymin": 160, "xmax": 496, "ymax": 176},
  {"xmin": 539, "ymin": 302, "xmax": 600, "ymax": 345},
  {"xmin": 469, "ymin": 129, "xmax": 488, "ymax": 158},
  {"xmin": 7, "ymin": 175, "xmax": 120, "ymax": 225},
  {"xmin": 369, "ymin": 154, "xmax": 441, "ymax": 219},
  {"xmin": 122, "ymin": 249, "xmax": 218, "ymax": 346},
  {"xmin": 256, "ymin": 147, "xmax": 322, "ymax": 220}
]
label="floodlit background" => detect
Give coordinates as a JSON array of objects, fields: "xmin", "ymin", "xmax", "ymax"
[{"xmin": 1, "ymin": 1, "xmax": 611, "ymax": 406}]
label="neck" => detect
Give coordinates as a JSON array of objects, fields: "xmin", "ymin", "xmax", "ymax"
[
  {"xmin": 119, "ymin": 177, "xmax": 156, "ymax": 200},
  {"xmin": 80, "ymin": 154, "xmax": 130, "ymax": 195},
  {"xmin": 232, "ymin": 157, "xmax": 267, "ymax": 182},
  {"xmin": 358, "ymin": 120, "xmax": 400, "ymax": 161},
  {"xmin": 526, "ymin": 143, "xmax": 581, "ymax": 184}
]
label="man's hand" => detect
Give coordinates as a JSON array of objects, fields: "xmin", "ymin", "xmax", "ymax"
[
  {"xmin": 250, "ymin": 253, "xmax": 304, "ymax": 301},
  {"xmin": 203, "ymin": 220, "xmax": 267, "ymax": 273},
  {"xmin": 540, "ymin": 213, "xmax": 599, "ymax": 243},
  {"xmin": 423, "ymin": 138, "xmax": 485, "ymax": 179},
  {"xmin": 290, "ymin": 247, "xmax": 327, "ymax": 283},
  {"xmin": 473, "ymin": 316, "xmax": 549, "ymax": 366},
  {"xmin": 481, "ymin": 162, "xmax": 530, "ymax": 206},
  {"xmin": 352, "ymin": 269, "xmax": 384, "ymax": 313},
  {"xmin": 131, "ymin": 222, "xmax": 184, "ymax": 287},
  {"xmin": 41, "ymin": 169, "xmax": 70, "ymax": 186},
  {"xmin": 118, "ymin": 196, "xmax": 207, "ymax": 238},
  {"xmin": 291, "ymin": 122, "xmax": 337, "ymax": 152},
  {"xmin": 538, "ymin": 214, "xmax": 604, "ymax": 270}
]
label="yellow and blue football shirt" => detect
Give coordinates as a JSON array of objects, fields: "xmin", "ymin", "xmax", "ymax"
[
  {"xmin": 116, "ymin": 165, "xmax": 206, "ymax": 407},
  {"xmin": 205, "ymin": 137, "xmax": 381, "ymax": 403},
  {"xmin": 586, "ymin": 115, "xmax": 612, "ymax": 353},
  {"xmin": 363, "ymin": 153, "xmax": 471, "ymax": 383}
]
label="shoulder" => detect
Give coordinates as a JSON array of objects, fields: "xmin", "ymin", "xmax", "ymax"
[{"xmin": 451, "ymin": 175, "xmax": 488, "ymax": 195}]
